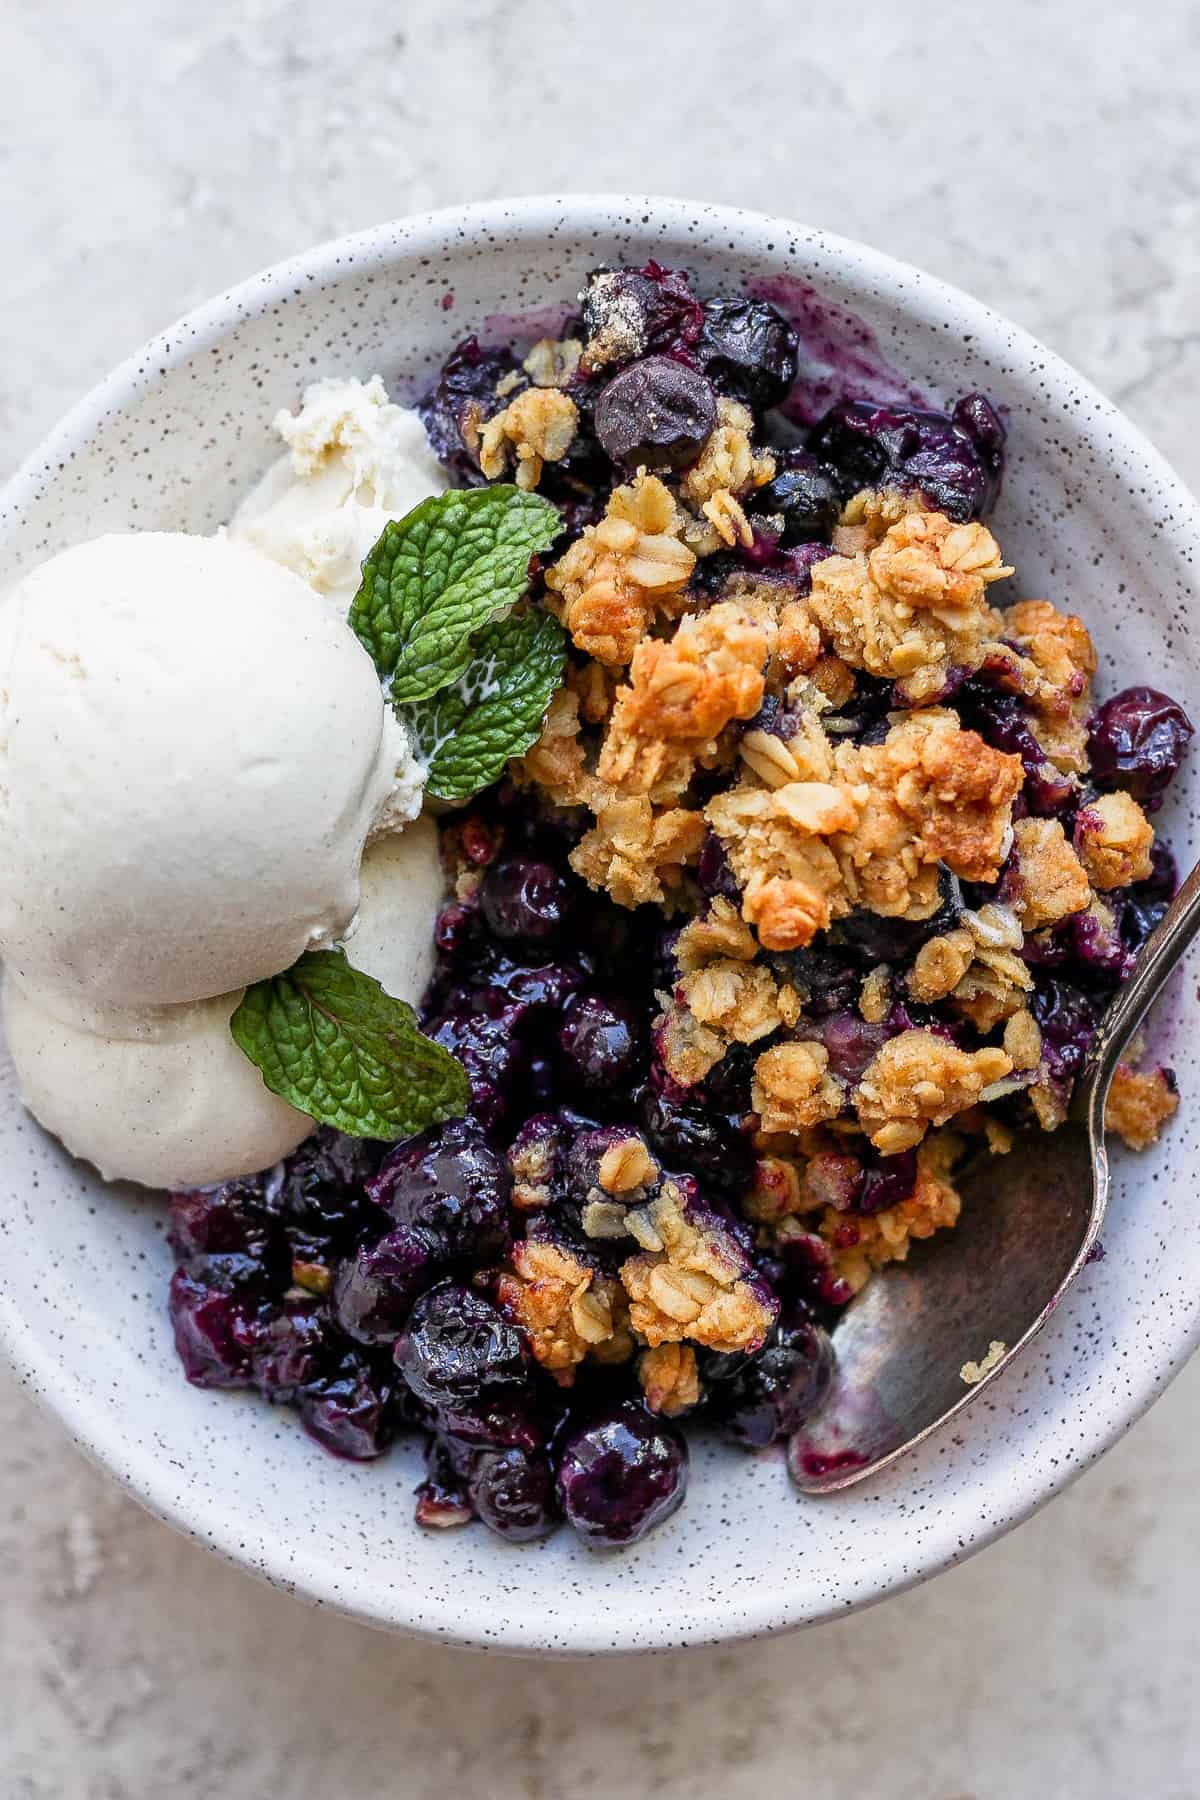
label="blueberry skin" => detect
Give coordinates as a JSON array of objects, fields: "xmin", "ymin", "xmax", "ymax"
[
  {"xmin": 435, "ymin": 1390, "xmax": 548, "ymax": 1452},
  {"xmin": 808, "ymin": 394, "xmax": 1005, "ymax": 521},
  {"xmin": 424, "ymin": 996, "xmax": 530, "ymax": 1138},
  {"xmin": 558, "ymin": 990, "xmax": 646, "ymax": 1098},
  {"xmin": 637, "ymin": 1087, "xmax": 754, "ymax": 1206},
  {"xmin": 580, "ymin": 263, "xmax": 705, "ymax": 367},
  {"xmin": 168, "ymin": 1184, "xmax": 289, "ymax": 1296},
  {"xmin": 367, "ymin": 1116, "xmax": 512, "ymax": 1264},
  {"xmin": 556, "ymin": 1401, "xmax": 688, "ymax": 1548},
  {"xmin": 395, "ymin": 1280, "xmax": 529, "ymax": 1410},
  {"xmin": 168, "ymin": 1268, "xmax": 259, "ymax": 1389},
  {"xmin": 480, "ymin": 858, "xmax": 575, "ymax": 946},
  {"xmin": 1088, "ymin": 687, "xmax": 1195, "ymax": 801},
  {"xmin": 468, "ymin": 1446, "xmax": 560, "ymax": 1542},
  {"xmin": 418, "ymin": 334, "xmax": 525, "ymax": 477},
  {"xmin": 1030, "ymin": 978, "xmax": 1103, "ymax": 1085},
  {"xmin": 249, "ymin": 1297, "xmax": 335, "ymax": 1401},
  {"xmin": 298, "ymin": 1353, "xmax": 397, "ymax": 1460},
  {"xmin": 695, "ymin": 296, "xmax": 798, "ymax": 410},
  {"xmin": 708, "ymin": 1314, "xmax": 835, "ymax": 1449},
  {"xmin": 750, "ymin": 450, "xmax": 840, "ymax": 545},
  {"xmin": 272, "ymin": 1127, "xmax": 386, "ymax": 1252},
  {"xmin": 594, "ymin": 356, "xmax": 718, "ymax": 469},
  {"xmin": 856, "ymin": 1147, "xmax": 918, "ymax": 1214},
  {"xmin": 332, "ymin": 1225, "xmax": 444, "ymax": 1345}
]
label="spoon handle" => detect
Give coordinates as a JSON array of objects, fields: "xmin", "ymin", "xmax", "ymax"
[{"xmin": 1080, "ymin": 851, "xmax": 1200, "ymax": 1111}]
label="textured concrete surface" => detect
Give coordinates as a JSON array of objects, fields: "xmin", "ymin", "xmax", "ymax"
[{"xmin": 3, "ymin": 0, "xmax": 1200, "ymax": 1793}]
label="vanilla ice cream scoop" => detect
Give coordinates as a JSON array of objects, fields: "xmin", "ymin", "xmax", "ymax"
[
  {"xmin": 0, "ymin": 531, "xmax": 421, "ymax": 1009},
  {"xmin": 230, "ymin": 375, "xmax": 446, "ymax": 610},
  {"xmin": 3, "ymin": 980, "xmax": 313, "ymax": 1189},
  {"xmin": 2, "ymin": 817, "xmax": 444, "ymax": 1188}
]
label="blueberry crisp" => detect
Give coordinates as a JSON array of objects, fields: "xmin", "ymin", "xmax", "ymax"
[{"xmin": 165, "ymin": 261, "xmax": 1191, "ymax": 1549}]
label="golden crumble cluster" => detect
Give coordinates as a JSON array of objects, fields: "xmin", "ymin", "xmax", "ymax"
[{"xmin": 515, "ymin": 463, "xmax": 1175, "ymax": 1280}]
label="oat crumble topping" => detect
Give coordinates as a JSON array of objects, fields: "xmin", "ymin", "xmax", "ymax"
[
  {"xmin": 620, "ymin": 1181, "xmax": 775, "ymax": 1354},
  {"xmin": 478, "ymin": 387, "xmax": 579, "ymax": 490},
  {"xmin": 960, "ymin": 1340, "xmax": 1007, "ymax": 1385},
  {"xmin": 1104, "ymin": 1063, "xmax": 1179, "ymax": 1151},
  {"xmin": 497, "ymin": 1239, "xmax": 633, "ymax": 1380},
  {"xmin": 638, "ymin": 1342, "xmax": 702, "ymax": 1416},
  {"xmin": 809, "ymin": 506, "xmax": 1012, "ymax": 703},
  {"xmin": 855, "ymin": 1032, "xmax": 1012, "ymax": 1153},
  {"xmin": 1075, "ymin": 791, "xmax": 1155, "ymax": 890},
  {"xmin": 511, "ymin": 471, "xmax": 1180, "ymax": 1387},
  {"xmin": 544, "ymin": 471, "xmax": 696, "ymax": 666}
]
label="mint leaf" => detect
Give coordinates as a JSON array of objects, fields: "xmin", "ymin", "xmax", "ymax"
[
  {"xmin": 401, "ymin": 607, "xmax": 567, "ymax": 802},
  {"xmin": 350, "ymin": 485, "xmax": 561, "ymax": 704},
  {"xmin": 231, "ymin": 949, "xmax": 469, "ymax": 1140}
]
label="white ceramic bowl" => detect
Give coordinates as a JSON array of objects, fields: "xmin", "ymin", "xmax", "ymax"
[{"xmin": 2, "ymin": 197, "xmax": 1199, "ymax": 1653}]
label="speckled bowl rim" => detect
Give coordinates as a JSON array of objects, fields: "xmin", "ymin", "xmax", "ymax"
[{"xmin": 3, "ymin": 194, "xmax": 1200, "ymax": 1653}]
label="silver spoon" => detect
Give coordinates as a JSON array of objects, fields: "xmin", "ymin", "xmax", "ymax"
[{"xmin": 789, "ymin": 855, "xmax": 1200, "ymax": 1495}]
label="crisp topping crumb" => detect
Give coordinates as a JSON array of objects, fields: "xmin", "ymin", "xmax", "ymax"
[
  {"xmin": 620, "ymin": 1181, "xmax": 775, "ymax": 1353},
  {"xmin": 1003, "ymin": 599, "xmax": 1096, "ymax": 773},
  {"xmin": 1074, "ymin": 791, "xmax": 1155, "ymax": 890},
  {"xmin": 1002, "ymin": 1009, "xmax": 1043, "ymax": 1072},
  {"xmin": 909, "ymin": 928, "xmax": 975, "ymax": 1003},
  {"xmin": 752, "ymin": 1041, "xmax": 846, "ymax": 1134},
  {"xmin": 598, "ymin": 1135, "xmax": 659, "ymax": 1194},
  {"xmin": 545, "ymin": 472, "xmax": 696, "ymax": 666},
  {"xmin": 859, "ymin": 964, "xmax": 893, "ymax": 1023},
  {"xmin": 680, "ymin": 398, "xmax": 776, "ymax": 505},
  {"xmin": 597, "ymin": 600, "xmax": 769, "ymax": 800},
  {"xmin": 810, "ymin": 505, "xmax": 1012, "ymax": 702},
  {"xmin": 478, "ymin": 387, "xmax": 579, "ymax": 490},
  {"xmin": 497, "ymin": 1239, "xmax": 633, "ymax": 1379},
  {"xmin": 1105, "ymin": 1063, "xmax": 1179, "ymax": 1150},
  {"xmin": 1005, "ymin": 816, "xmax": 1091, "ymax": 931},
  {"xmin": 638, "ymin": 1342, "xmax": 701, "ymax": 1416},
  {"xmin": 806, "ymin": 1131, "xmax": 964, "ymax": 1292},
  {"xmin": 522, "ymin": 336, "xmax": 583, "ymax": 388},
  {"xmin": 855, "ymin": 1031, "xmax": 1012, "ymax": 1152},
  {"xmin": 961, "ymin": 1340, "xmax": 1007, "ymax": 1384},
  {"xmin": 570, "ymin": 795, "xmax": 705, "ymax": 909}
]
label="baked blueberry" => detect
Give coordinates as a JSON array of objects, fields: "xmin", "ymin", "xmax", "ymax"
[
  {"xmin": 593, "ymin": 356, "xmax": 718, "ymax": 469},
  {"xmin": 395, "ymin": 1281, "xmax": 529, "ymax": 1410},
  {"xmin": 808, "ymin": 393, "xmax": 1005, "ymax": 520},
  {"xmin": 579, "ymin": 263, "xmax": 704, "ymax": 370},
  {"xmin": 480, "ymin": 858, "xmax": 574, "ymax": 946},
  {"xmin": 168, "ymin": 1269, "xmax": 260, "ymax": 1389},
  {"xmin": 695, "ymin": 296, "xmax": 798, "ymax": 409},
  {"xmin": 1088, "ymin": 687, "xmax": 1194, "ymax": 801},
  {"xmin": 707, "ymin": 1313, "xmax": 834, "ymax": 1448},
  {"xmin": 558, "ymin": 990, "xmax": 645, "ymax": 1098},
  {"xmin": 556, "ymin": 1401, "xmax": 688, "ymax": 1547},
  {"xmin": 332, "ymin": 1226, "xmax": 444, "ymax": 1344},
  {"xmin": 638, "ymin": 1086, "xmax": 754, "ymax": 1205},
  {"xmin": 299, "ymin": 1353, "xmax": 397, "ymax": 1460},
  {"xmin": 367, "ymin": 1116, "xmax": 512, "ymax": 1264},
  {"xmin": 468, "ymin": 1446, "xmax": 559, "ymax": 1541}
]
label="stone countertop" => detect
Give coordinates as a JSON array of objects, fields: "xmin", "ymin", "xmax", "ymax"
[{"xmin": 3, "ymin": 1, "xmax": 1200, "ymax": 1793}]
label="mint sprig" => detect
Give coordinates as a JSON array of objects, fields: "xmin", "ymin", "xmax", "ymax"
[
  {"xmin": 350, "ymin": 485, "xmax": 561, "ymax": 704},
  {"xmin": 231, "ymin": 949, "xmax": 469, "ymax": 1140},
  {"xmin": 401, "ymin": 607, "xmax": 567, "ymax": 803}
]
